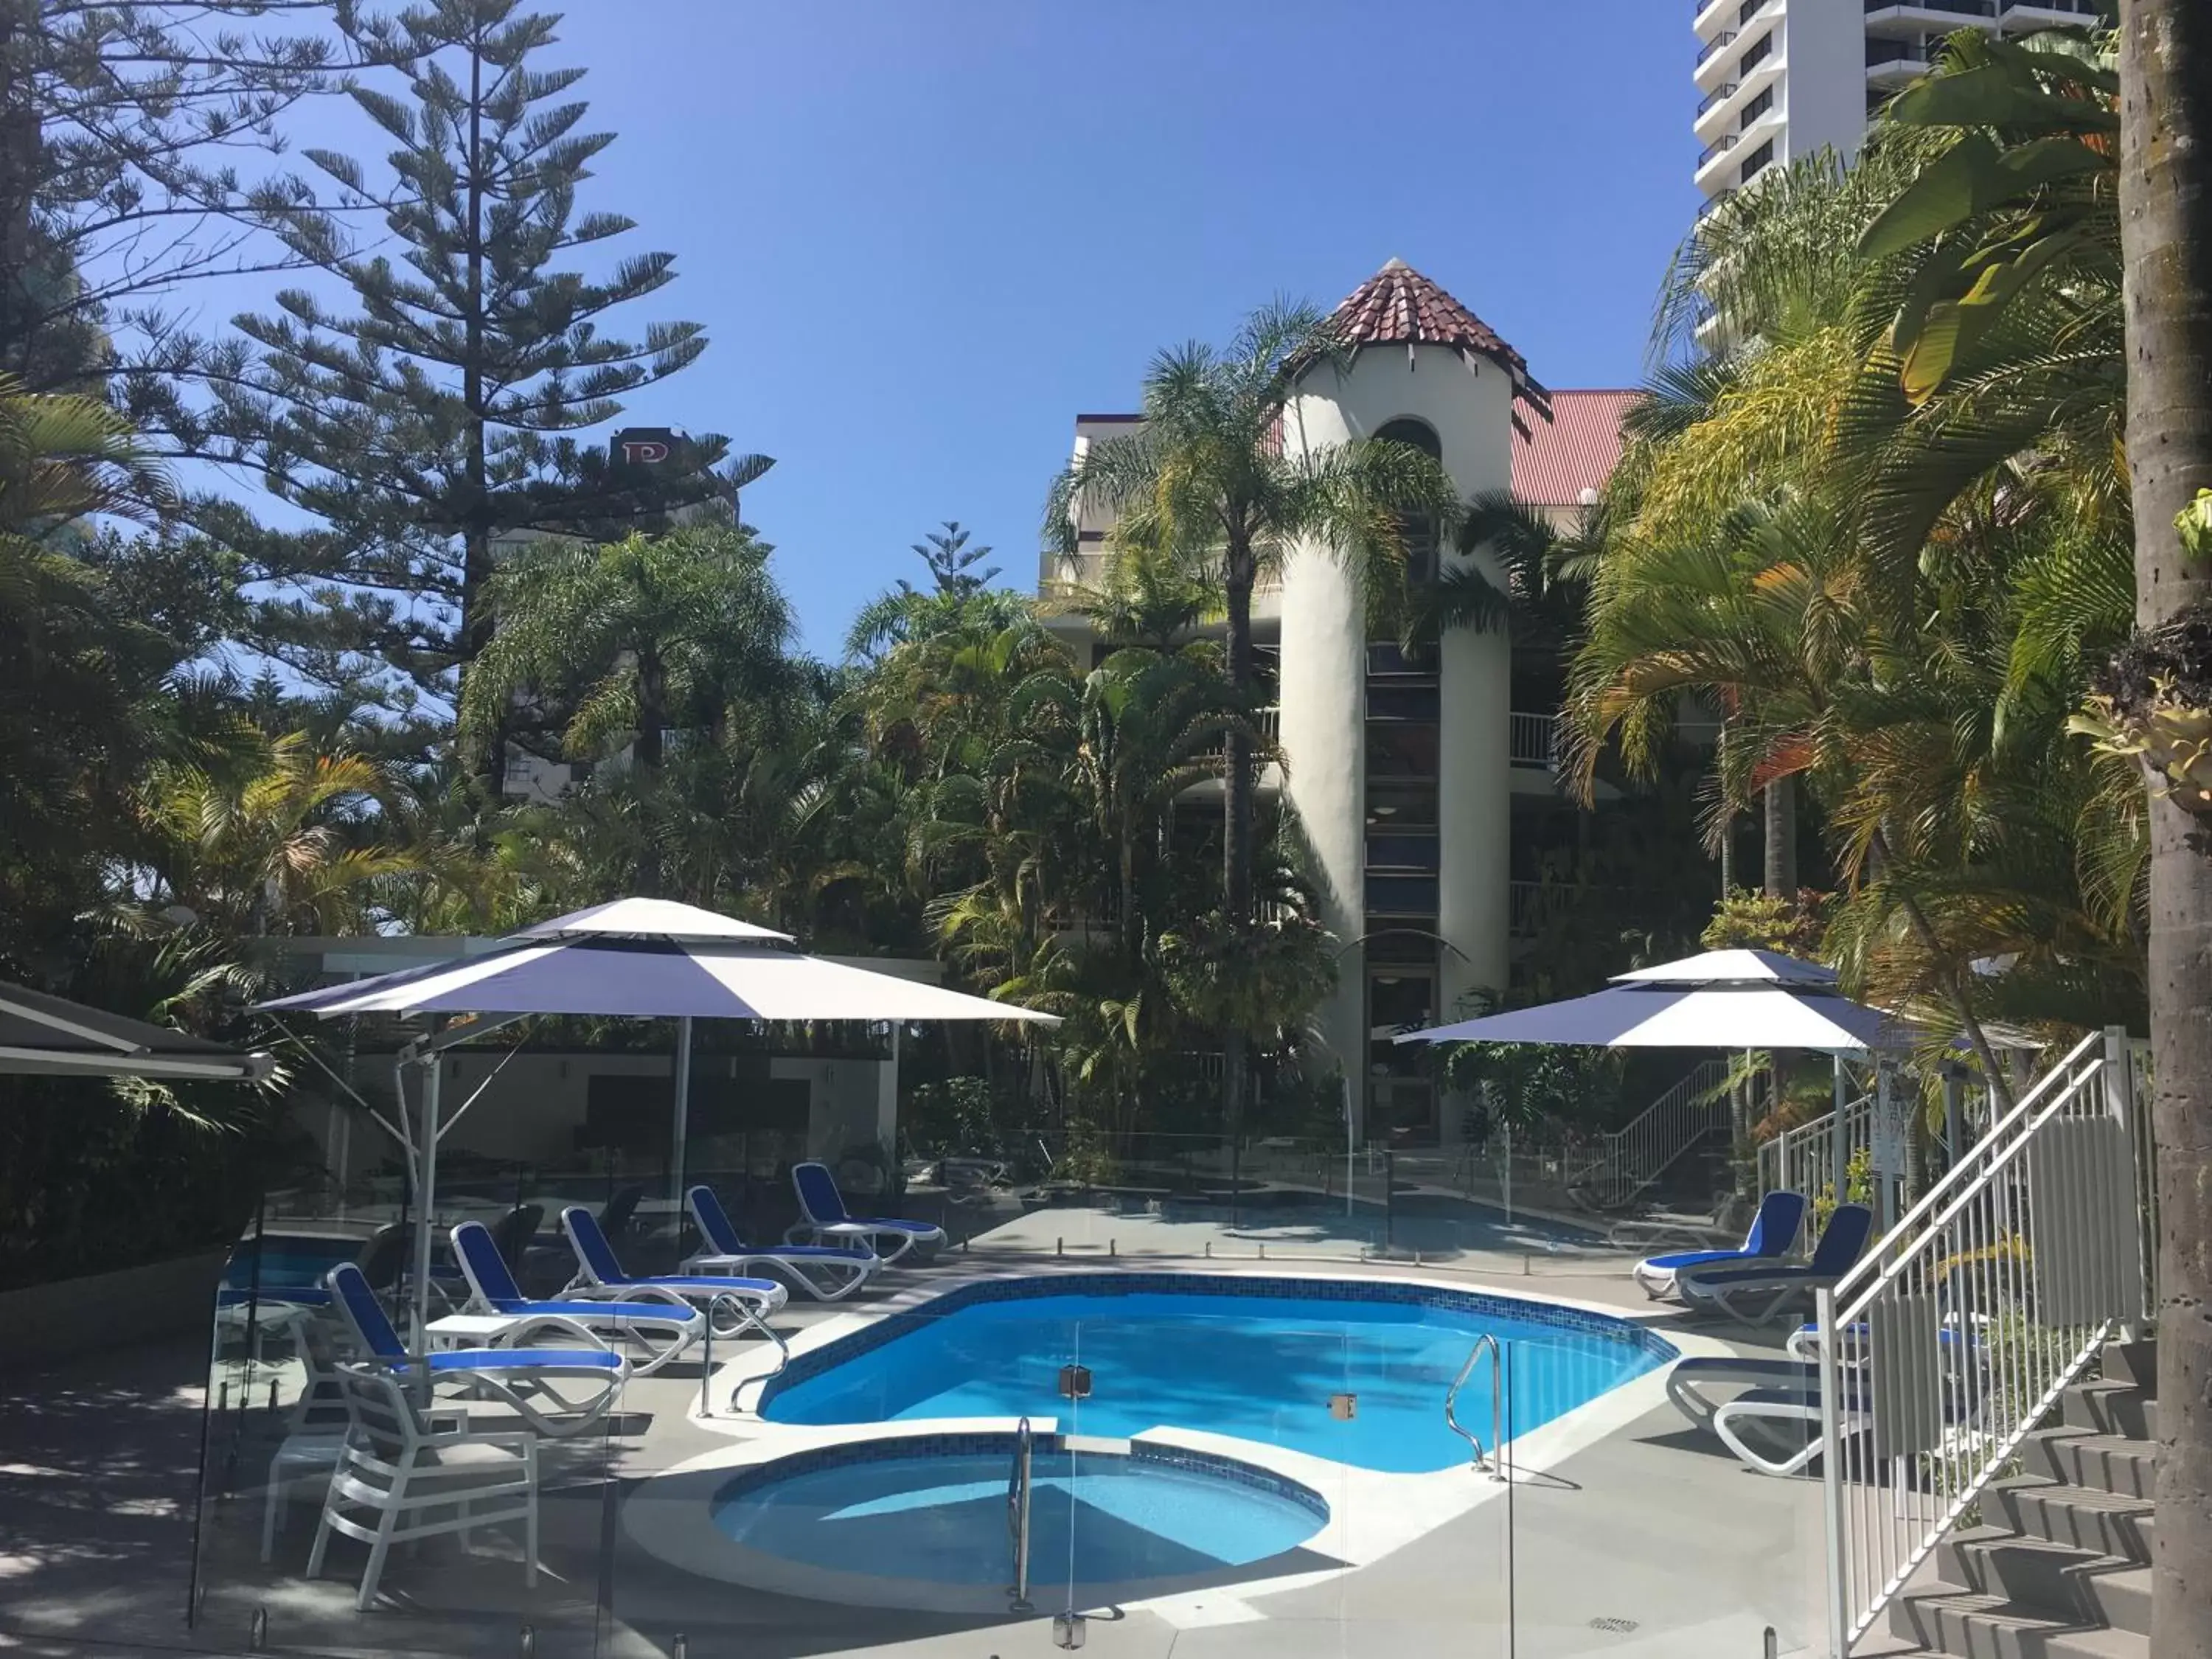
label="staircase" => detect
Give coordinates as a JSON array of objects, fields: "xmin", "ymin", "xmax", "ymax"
[
  {"xmin": 1881, "ymin": 1340, "xmax": 2156, "ymax": 1659},
  {"xmin": 1565, "ymin": 1058, "xmax": 1731, "ymax": 1211}
]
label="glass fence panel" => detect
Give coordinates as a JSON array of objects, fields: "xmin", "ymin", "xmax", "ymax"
[
  {"xmin": 1051, "ymin": 1310, "xmax": 1354, "ymax": 1656},
  {"xmin": 1504, "ymin": 1318, "xmax": 1823, "ymax": 1658},
  {"xmin": 189, "ymin": 1184, "xmax": 626, "ymax": 1658}
]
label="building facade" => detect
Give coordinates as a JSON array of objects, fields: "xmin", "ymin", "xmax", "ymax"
[
  {"xmin": 1039, "ymin": 260, "xmax": 1629, "ymax": 1145},
  {"xmin": 1693, "ymin": 0, "xmax": 2102, "ymax": 212}
]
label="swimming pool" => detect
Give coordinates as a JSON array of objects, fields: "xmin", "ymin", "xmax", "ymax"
[
  {"xmin": 712, "ymin": 1434, "xmax": 1326, "ymax": 1600},
  {"xmin": 758, "ymin": 1275, "xmax": 1673, "ymax": 1474}
]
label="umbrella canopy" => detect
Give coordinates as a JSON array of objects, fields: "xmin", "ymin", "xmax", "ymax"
[
  {"xmin": 1397, "ymin": 948, "xmax": 1904, "ymax": 1053},
  {"xmin": 254, "ymin": 899, "xmax": 1053, "ymax": 1343},
  {"xmin": 259, "ymin": 899, "xmax": 1056, "ymax": 1025},
  {"xmin": 0, "ymin": 979, "xmax": 274, "ymax": 1080}
]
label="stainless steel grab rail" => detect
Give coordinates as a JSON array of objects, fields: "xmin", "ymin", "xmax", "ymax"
[
  {"xmin": 1006, "ymin": 1416, "xmax": 1035, "ymax": 1612},
  {"xmin": 1445, "ymin": 1333, "xmax": 1506, "ymax": 1480},
  {"xmin": 698, "ymin": 1291, "xmax": 790, "ymax": 1419}
]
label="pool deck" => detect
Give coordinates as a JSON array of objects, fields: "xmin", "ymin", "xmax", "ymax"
[{"xmin": 0, "ymin": 1239, "xmax": 1828, "ymax": 1659}]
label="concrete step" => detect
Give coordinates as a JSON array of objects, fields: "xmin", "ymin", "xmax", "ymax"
[
  {"xmin": 1933, "ymin": 1528, "xmax": 2149, "ymax": 1635},
  {"xmin": 2021, "ymin": 1430, "xmax": 2158, "ymax": 1501},
  {"xmin": 1990, "ymin": 1478, "xmax": 2152, "ymax": 1564},
  {"xmin": 2062, "ymin": 1382, "xmax": 2155, "ymax": 1441},
  {"xmin": 2098, "ymin": 1340, "xmax": 2157, "ymax": 1395},
  {"xmin": 1885, "ymin": 1587, "xmax": 2147, "ymax": 1658}
]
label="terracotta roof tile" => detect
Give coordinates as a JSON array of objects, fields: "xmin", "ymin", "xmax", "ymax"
[
  {"xmin": 1512, "ymin": 389, "xmax": 1638, "ymax": 508},
  {"xmin": 1324, "ymin": 258, "xmax": 1551, "ymax": 431}
]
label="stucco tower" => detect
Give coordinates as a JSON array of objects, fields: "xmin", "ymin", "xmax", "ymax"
[{"xmin": 1278, "ymin": 259, "xmax": 1548, "ymax": 1141}]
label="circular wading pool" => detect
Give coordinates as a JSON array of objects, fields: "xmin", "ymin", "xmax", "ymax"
[{"xmin": 704, "ymin": 1433, "xmax": 1328, "ymax": 1609}]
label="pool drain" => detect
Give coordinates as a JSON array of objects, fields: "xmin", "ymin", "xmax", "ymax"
[{"xmin": 1587, "ymin": 1615, "xmax": 1639, "ymax": 1635}]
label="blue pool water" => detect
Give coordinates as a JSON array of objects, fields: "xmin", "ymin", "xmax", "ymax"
[
  {"xmin": 221, "ymin": 1237, "xmax": 363, "ymax": 1297},
  {"xmin": 759, "ymin": 1279, "xmax": 1672, "ymax": 1474},
  {"xmin": 713, "ymin": 1445, "xmax": 1324, "ymax": 1586}
]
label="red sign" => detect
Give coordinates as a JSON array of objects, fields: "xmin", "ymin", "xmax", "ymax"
[{"xmin": 621, "ymin": 439, "xmax": 670, "ymax": 465}]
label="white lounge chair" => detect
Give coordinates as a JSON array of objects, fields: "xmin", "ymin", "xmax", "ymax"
[
  {"xmin": 1677, "ymin": 1204, "xmax": 1875, "ymax": 1325},
  {"xmin": 1631, "ymin": 1190, "xmax": 1808, "ymax": 1300},
  {"xmin": 684, "ymin": 1184, "xmax": 878, "ymax": 1301},
  {"xmin": 324, "ymin": 1262, "xmax": 628, "ymax": 1438},
  {"xmin": 306, "ymin": 1360, "xmax": 541, "ymax": 1610},
  {"xmin": 558, "ymin": 1204, "xmax": 790, "ymax": 1338},
  {"xmin": 448, "ymin": 1220, "xmax": 707, "ymax": 1378},
  {"xmin": 789, "ymin": 1161, "xmax": 945, "ymax": 1264}
]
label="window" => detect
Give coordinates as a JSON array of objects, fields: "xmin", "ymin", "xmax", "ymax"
[
  {"xmin": 1366, "ymin": 781, "xmax": 1439, "ymax": 830},
  {"xmin": 1739, "ymin": 86, "xmax": 1773, "ymax": 127},
  {"xmin": 1366, "ymin": 723, "xmax": 1440, "ymax": 780},
  {"xmin": 1738, "ymin": 30, "xmax": 1771, "ymax": 72},
  {"xmin": 1366, "ymin": 874, "xmax": 1440, "ymax": 915},
  {"xmin": 1367, "ymin": 682, "xmax": 1441, "ymax": 723},
  {"xmin": 1740, "ymin": 138, "xmax": 1775, "ymax": 182},
  {"xmin": 1374, "ymin": 418, "xmax": 1443, "ymax": 583},
  {"xmin": 1367, "ymin": 832, "xmax": 1440, "ymax": 872}
]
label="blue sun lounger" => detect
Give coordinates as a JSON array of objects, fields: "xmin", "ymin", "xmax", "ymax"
[
  {"xmin": 449, "ymin": 1220, "xmax": 706, "ymax": 1377},
  {"xmin": 559, "ymin": 1205, "xmax": 792, "ymax": 1337},
  {"xmin": 684, "ymin": 1184, "xmax": 879, "ymax": 1301},
  {"xmin": 1677, "ymin": 1204, "xmax": 1876, "ymax": 1326},
  {"xmin": 1631, "ymin": 1189, "xmax": 1807, "ymax": 1300},
  {"xmin": 324, "ymin": 1262, "xmax": 626, "ymax": 1436},
  {"xmin": 790, "ymin": 1161, "xmax": 945, "ymax": 1264}
]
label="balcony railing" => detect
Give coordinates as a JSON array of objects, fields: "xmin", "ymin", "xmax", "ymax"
[
  {"xmin": 1697, "ymin": 131, "xmax": 1740, "ymax": 169},
  {"xmin": 1508, "ymin": 711, "xmax": 1559, "ymax": 770},
  {"xmin": 1865, "ymin": 0, "xmax": 1992, "ymax": 14},
  {"xmin": 1695, "ymin": 28, "xmax": 1737, "ymax": 66},
  {"xmin": 1696, "ymin": 80, "xmax": 1739, "ymax": 116}
]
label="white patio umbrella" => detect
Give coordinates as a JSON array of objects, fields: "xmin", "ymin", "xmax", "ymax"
[
  {"xmin": 257, "ymin": 897, "xmax": 1056, "ymax": 1338},
  {"xmin": 1397, "ymin": 947, "xmax": 1909, "ymax": 1200}
]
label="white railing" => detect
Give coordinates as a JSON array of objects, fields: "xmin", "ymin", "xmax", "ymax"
[
  {"xmin": 1508, "ymin": 711, "xmax": 1558, "ymax": 770},
  {"xmin": 1758, "ymin": 1091, "xmax": 1873, "ymax": 1234},
  {"xmin": 1817, "ymin": 1030, "xmax": 2143, "ymax": 1653},
  {"xmin": 1571, "ymin": 1058, "xmax": 1730, "ymax": 1206}
]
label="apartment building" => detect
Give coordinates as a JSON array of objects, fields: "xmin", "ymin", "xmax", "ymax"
[
  {"xmin": 1694, "ymin": 0, "xmax": 2104, "ymax": 212},
  {"xmin": 1039, "ymin": 260, "xmax": 1630, "ymax": 1144}
]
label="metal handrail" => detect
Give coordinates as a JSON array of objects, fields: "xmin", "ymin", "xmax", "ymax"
[
  {"xmin": 1444, "ymin": 1334, "xmax": 1506, "ymax": 1480},
  {"xmin": 698, "ymin": 1291, "xmax": 790, "ymax": 1419},
  {"xmin": 1006, "ymin": 1417, "xmax": 1035, "ymax": 1612}
]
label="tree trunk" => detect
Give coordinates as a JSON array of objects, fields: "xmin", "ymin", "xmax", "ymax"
[
  {"xmin": 633, "ymin": 644, "xmax": 667, "ymax": 894},
  {"xmin": 0, "ymin": 0, "xmax": 43, "ymax": 378},
  {"xmin": 456, "ymin": 26, "xmax": 499, "ymax": 789},
  {"xmin": 2120, "ymin": 5, "xmax": 2212, "ymax": 1649},
  {"xmin": 1762, "ymin": 776, "xmax": 1797, "ymax": 897},
  {"xmin": 1222, "ymin": 540, "xmax": 1256, "ymax": 1138}
]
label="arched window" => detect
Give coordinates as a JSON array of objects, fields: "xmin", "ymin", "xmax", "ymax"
[{"xmin": 1375, "ymin": 417, "xmax": 1443, "ymax": 582}]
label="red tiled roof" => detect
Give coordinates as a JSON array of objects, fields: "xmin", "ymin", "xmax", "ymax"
[
  {"xmin": 1512, "ymin": 388, "xmax": 1638, "ymax": 508},
  {"xmin": 1324, "ymin": 258, "xmax": 1551, "ymax": 431}
]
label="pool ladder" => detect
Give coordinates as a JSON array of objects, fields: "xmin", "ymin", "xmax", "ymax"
[
  {"xmin": 1006, "ymin": 1416, "xmax": 1035, "ymax": 1613},
  {"xmin": 1445, "ymin": 1334, "xmax": 1507, "ymax": 1481}
]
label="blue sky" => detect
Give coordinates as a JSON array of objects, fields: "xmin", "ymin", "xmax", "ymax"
[{"xmin": 197, "ymin": 1, "xmax": 1694, "ymax": 659}]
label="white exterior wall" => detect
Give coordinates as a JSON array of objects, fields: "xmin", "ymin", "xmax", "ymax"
[
  {"xmin": 1781, "ymin": 0, "xmax": 1871, "ymax": 166},
  {"xmin": 1282, "ymin": 344, "xmax": 1517, "ymax": 1100}
]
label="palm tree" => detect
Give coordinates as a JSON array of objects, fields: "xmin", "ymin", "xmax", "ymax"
[
  {"xmin": 460, "ymin": 525, "xmax": 801, "ymax": 891},
  {"xmin": 2112, "ymin": 1, "xmax": 2212, "ymax": 1641},
  {"xmin": 1043, "ymin": 299, "xmax": 1453, "ymax": 1129},
  {"xmin": 127, "ymin": 730, "xmax": 422, "ymax": 937}
]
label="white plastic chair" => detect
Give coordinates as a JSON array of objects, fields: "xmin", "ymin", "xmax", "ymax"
[{"xmin": 305, "ymin": 1362, "xmax": 539, "ymax": 1610}]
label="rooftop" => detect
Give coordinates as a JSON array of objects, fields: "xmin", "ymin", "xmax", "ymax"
[
  {"xmin": 1324, "ymin": 257, "xmax": 1553, "ymax": 432},
  {"xmin": 1511, "ymin": 387, "xmax": 1638, "ymax": 509}
]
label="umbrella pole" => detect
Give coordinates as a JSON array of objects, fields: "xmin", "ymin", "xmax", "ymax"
[
  {"xmin": 670, "ymin": 1015, "xmax": 695, "ymax": 1221},
  {"xmin": 412, "ymin": 1054, "xmax": 442, "ymax": 1349}
]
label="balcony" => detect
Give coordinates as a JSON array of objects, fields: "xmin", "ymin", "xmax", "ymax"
[
  {"xmin": 1864, "ymin": 0, "xmax": 1995, "ymax": 22},
  {"xmin": 1998, "ymin": 0, "xmax": 2100, "ymax": 21},
  {"xmin": 1697, "ymin": 80, "xmax": 1739, "ymax": 117},
  {"xmin": 1697, "ymin": 131, "xmax": 1740, "ymax": 171},
  {"xmin": 1696, "ymin": 29, "xmax": 1737, "ymax": 67},
  {"xmin": 1867, "ymin": 35, "xmax": 1935, "ymax": 82},
  {"xmin": 1509, "ymin": 711, "xmax": 1559, "ymax": 771}
]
